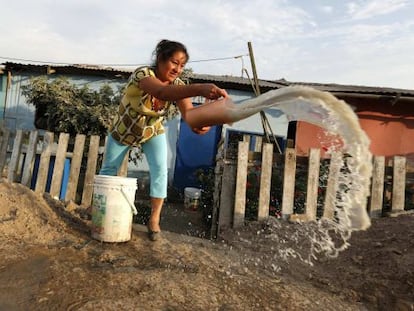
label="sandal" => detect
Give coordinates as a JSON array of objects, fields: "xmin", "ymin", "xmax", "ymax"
[{"xmin": 147, "ymin": 224, "xmax": 161, "ymax": 241}]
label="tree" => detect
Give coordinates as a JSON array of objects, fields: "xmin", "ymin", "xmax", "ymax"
[{"xmin": 22, "ymin": 76, "xmax": 121, "ymax": 136}]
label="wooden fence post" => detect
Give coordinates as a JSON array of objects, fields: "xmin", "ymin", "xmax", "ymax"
[
  {"xmin": 217, "ymin": 161, "xmax": 237, "ymax": 234},
  {"xmin": 258, "ymin": 143, "xmax": 273, "ymax": 220},
  {"xmin": 323, "ymin": 152, "xmax": 341, "ymax": 220},
  {"xmin": 65, "ymin": 134, "xmax": 86, "ymax": 202},
  {"xmin": 81, "ymin": 135, "xmax": 101, "ymax": 207},
  {"xmin": 81, "ymin": 135, "xmax": 100, "ymax": 207},
  {"xmin": 233, "ymin": 141, "xmax": 249, "ymax": 228},
  {"xmin": 392, "ymin": 156, "xmax": 406, "ymax": 212},
  {"xmin": 21, "ymin": 130, "xmax": 39, "ymax": 187},
  {"xmin": 35, "ymin": 132, "xmax": 54, "ymax": 193},
  {"xmin": 49, "ymin": 132, "xmax": 70, "ymax": 199},
  {"xmin": 370, "ymin": 156, "xmax": 385, "ymax": 217},
  {"xmin": 306, "ymin": 148, "xmax": 321, "ymax": 221},
  {"xmin": 281, "ymin": 148, "xmax": 296, "ymax": 218}
]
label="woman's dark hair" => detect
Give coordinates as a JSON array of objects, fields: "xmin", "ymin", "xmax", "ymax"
[{"xmin": 152, "ymin": 39, "xmax": 189, "ymax": 67}]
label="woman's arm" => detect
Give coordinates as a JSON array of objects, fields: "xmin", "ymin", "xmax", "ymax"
[{"xmin": 139, "ymin": 76, "xmax": 228, "ymax": 101}]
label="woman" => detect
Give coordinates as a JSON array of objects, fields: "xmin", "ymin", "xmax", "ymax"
[{"xmin": 100, "ymin": 39, "xmax": 228, "ymax": 241}]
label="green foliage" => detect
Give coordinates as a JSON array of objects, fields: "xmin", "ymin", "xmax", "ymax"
[{"xmin": 22, "ymin": 76, "xmax": 121, "ymax": 136}]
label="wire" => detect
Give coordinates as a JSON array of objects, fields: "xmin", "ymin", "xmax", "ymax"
[
  {"xmin": 0, "ymin": 54, "xmax": 249, "ymax": 67},
  {"xmin": 0, "ymin": 56, "xmax": 75, "ymax": 66},
  {"xmin": 189, "ymin": 54, "xmax": 248, "ymax": 64}
]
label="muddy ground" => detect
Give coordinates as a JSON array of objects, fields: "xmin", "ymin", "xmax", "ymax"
[{"xmin": 0, "ymin": 179, "xmax": 413, "ymax": 311}]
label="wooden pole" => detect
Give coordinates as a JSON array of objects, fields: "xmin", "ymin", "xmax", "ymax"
[
  {"xmin": 247, "ymin": 42, "xmax": 282, "ymax": 153},
  {"xmin": 247, "ymin": 42, "xmax": 261, "ymax": 96}
]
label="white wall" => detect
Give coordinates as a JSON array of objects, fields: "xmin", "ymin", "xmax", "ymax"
[{"xmin": 224, "ymin": 89, "xmax": 289, "ymax": 138}]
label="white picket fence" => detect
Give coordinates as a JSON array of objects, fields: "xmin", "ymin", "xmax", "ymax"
[
  {"xmin": 1, "ymin": 129, "xmax": 412, "ymax": 239},
  {"xmin": 211, "ymin": 138, "xmax": 412, "ymax": 237},
  {"xmin": 0, "ymin": 129, "xmax": 128, "ymax": 207}
]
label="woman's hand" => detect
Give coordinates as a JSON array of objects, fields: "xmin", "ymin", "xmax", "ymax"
[
  {"xmin": 192, "ymin": 126, "xmax": 211, "ymax": 135},
  {"xmin": 202, "ymin": 84, "xmax": 228, "ymax": 100}
]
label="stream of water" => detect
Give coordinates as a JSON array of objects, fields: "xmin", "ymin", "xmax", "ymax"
[
  {"xmin": 205, "ymin": 86, "xmax": 374, "ymax": 263},
  {"xmin": 230, "ymin": 86, "xmax": 372, "ymax": 231}
]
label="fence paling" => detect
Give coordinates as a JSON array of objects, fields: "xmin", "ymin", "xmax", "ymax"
[
  {"xmin": 21, "ymin": 130, "xmax": 39, "ymax": 187},
  {"xmin": 392, "ymin": 156, "xmax": 406, "ymax": 212},
  {"xmin": 323, "ymin": 151, "xmax": 341, "ymax": 220},
  {"xmin": 305, "ymin": 148, "xmax": 321, "ymax": 221},
  {"xmin": 81, "ymin": 134, "xmax": 100, "ymax": 207},
  {"xmin": 65, "ymin": 134, "xmax": 86, "ymax": 202},
  {"xmin": 370, "ymin": 156, "xmax": 385, "ymax": 217},
  {"xmin": 281, "ymin": 148, "xmax": 296, "ymax": 218},
  {"xmin": 217, "ymin": 160, "xmax": 236, "ymax": 233},
  {"xmin": 258, "ymin": 143, "xmax": 273, "ymax": 221},
  {"xmin": 35, "ymin": 131, "xmax": 54, "ymax": 194},
  {"xmin": 49, "ymin": 133, "xmax": 70, "ymax": 199},
  {"xmin": 233, "ymin": 141, "xmax": 249, "ymax": 228}
]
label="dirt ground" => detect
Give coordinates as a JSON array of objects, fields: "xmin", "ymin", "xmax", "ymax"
[{"xmin": 0, "ymin": 179, "xmax": 413, "ymax": 311}]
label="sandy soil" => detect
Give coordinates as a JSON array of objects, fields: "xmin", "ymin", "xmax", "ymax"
[{"xmin": 0, "ymin": 179, "xmax": 413, "ymax": 311}]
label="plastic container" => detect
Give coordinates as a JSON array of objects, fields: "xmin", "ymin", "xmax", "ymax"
[
  {"xmin": 91, "ymin": 175, "xmax": 137, "ymax": 242},
  {"xmin": 184, "ymin": 187, "xmax": 201, "ymax": 211}
]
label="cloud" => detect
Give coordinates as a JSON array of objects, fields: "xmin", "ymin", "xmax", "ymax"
[
  {"xmin": 320, "ymin": 6, "xmax": 334, "ymax": 14},
  {"xmin": 347, "ymin": 0, "xmax": 408, "ymax": 20},
  {"xmin": 0, "ymin": 0, "xmax": 413, "ymax": 89},
  {"xmin": 210, "ymin": 0, "xmax": 314, "ymax": 40}
]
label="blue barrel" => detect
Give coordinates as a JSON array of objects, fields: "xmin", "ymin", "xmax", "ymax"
[{"xmin": 31, "ymin": 155, "xmax": 71, "ymax": 199}]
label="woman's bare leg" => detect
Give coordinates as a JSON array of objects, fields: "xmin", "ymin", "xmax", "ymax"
[
  {"xmin": 148, "ymin": 197, "xmax": 163, "ymax": 232},
  {"xmin": 185, "ymin": 97, "xmax": 237, "ymax": 128}
]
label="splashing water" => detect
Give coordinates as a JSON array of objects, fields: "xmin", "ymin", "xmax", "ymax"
[
  {"xmin": 226, "ymin": 86, "xmax": 373, "ymax": 232},
  {"xmin": 190, "ymin": 85, "xmax": 373, "ymax": 264}
]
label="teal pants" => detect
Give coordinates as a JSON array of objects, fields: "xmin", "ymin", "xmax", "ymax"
[{"xmin": 100, "ymin": 133, "xmax": 168, "ymax": 198}]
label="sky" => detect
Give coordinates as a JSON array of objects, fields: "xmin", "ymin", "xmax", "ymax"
[{"xmin": 1, "ymin": 0, "xmax": 413, "ymax": 90}]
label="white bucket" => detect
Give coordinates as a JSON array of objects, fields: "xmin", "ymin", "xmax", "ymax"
[
  {"xmin": 184, "ymin": 187, "xmax": 201, "ymax": 211},
  {"xmin": 91, "ymin": 175, "xmax": 137, "ymax": 242}
]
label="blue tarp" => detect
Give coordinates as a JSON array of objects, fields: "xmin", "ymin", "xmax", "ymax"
[{"xmin": 173, "ymin": 119, "xmax": 222, "ymax": 191}]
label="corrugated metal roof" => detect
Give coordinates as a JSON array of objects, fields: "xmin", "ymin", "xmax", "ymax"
[
  {"xmin": 191, "ymin": 74, "xmax": 414, "ymax": 97},
  {"xmin": 189, "ymin": 73, "xmax": 286, "ymax": 89},
  {"xmin": 2, "ymin": 62, "xmax": 132, "ymax": 78},
  {"xmin": 282, "ymin": 80, "xmax": 414, "ymax": 97},
  {"xmin": 3, "ymin": 61, "xmax": 414, "ymax": 98},
  {"xmin": 187, "ymin": 74, "xmax": 414, "ymax": 100}
]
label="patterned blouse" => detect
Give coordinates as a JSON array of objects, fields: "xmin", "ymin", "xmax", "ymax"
[{"xmin": 110, "ymin": 66, "xmax": 185, "ymax": 146}]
